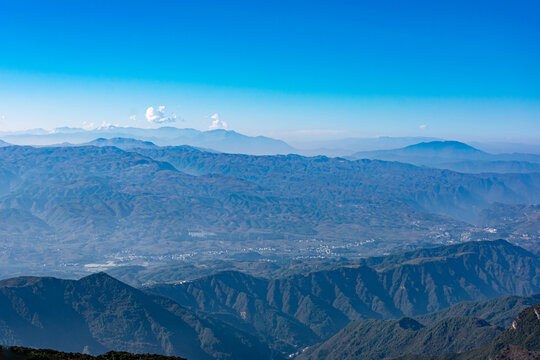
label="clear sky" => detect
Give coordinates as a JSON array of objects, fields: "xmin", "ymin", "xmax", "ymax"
[{"xmin": 0, "ymin": 0, "xmax": 539, "ymax": 143}]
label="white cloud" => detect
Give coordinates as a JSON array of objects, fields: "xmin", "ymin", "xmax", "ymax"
[
  {"xmin": 419, "ymin": 124, "xmax": 427, "ymax": 129},
  {"xmin": 208, "ymin": 113, "xmax": 228, "ymax": 130},
  {"xmin": 82, "ymin": 121, "xmax": 119, "ymax": 130},
  {"xmin": 145, "ymin": 106, "xmax": 177, "ymax": 123},
  {"xmin": 82, "ymin": 121, "xmax": 96, "ymax": 130},
  {"xmin": 129, "ymin": 115, "xmax": 137, "ymax": 121}
]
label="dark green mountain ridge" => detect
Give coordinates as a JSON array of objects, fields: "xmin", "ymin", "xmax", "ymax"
[
  {"xmin": 145, "ymin": 240, "xmax": 540, "ymax": 356},
  {"xmin": 398, "ymin": 300, "xmax": 540, "ymax": 359},
  {"xmin": 297, "ymin": 316, "xmax": 502, "ymax": 360},
  {"xmin": 0, "ymin": 272, "xmax": 273, "ymax": 360}
]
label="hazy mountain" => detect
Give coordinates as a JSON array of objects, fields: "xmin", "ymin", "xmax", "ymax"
[
  {"xmin": 145, "ymin": 240, "xmax": 540, "ymax": 355},
  {"xmin": 350, "ymin": 141, "xmax": 540, "ymax": 173},
  {"xmin": 291, "ymin": 136, "xmax": 443, "ymax": 156},
  {"xmin": 133, "ymin": 145, "xmax": 540, "ymax": 223},
  {"xmin": 83, "ymin": 137, "xmax": 160, "ymax": 150},
  {"xmin": 0, "ymin": 127, "xmax": 295, "ymax": 155},
  {"xmin": 0, "ymin": 272, "xmax": 274, "ymax": 360},
  {"xmin": 353, "ymin": 141, "xmax": 540, "ymax": 162},
  {"xmin": 0, "ymin": 144, "xmax": 539, "ymax": 278},
  {"xmin": 356, "ymin": 141, "xmax": 486, "ymax": 159},
  {"xmin": 0, "ymin": 140, "xmax": 9, "ymax": 147}
]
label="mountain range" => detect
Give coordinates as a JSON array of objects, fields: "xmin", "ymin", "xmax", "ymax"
[
  {"xmin": 130, "ymin": 144, "xmax": 540, "ymax": 223},
  {"xmin": 2, "ymin": 126, "xmax": 540, "ymax": 157},
  {"xmin": 0, "ymin": 127, "xmax": 294, "ymax": 155},
  {"xmin": 145, "ymin": 240, "xmax": 540, "ymax": 356},
  {"xmin": 0, "ymin": 142, "xmax": 539, "ymax": 278},
  {"xmin": 0, "ymin": 240, "xmax": 539, "ymax": 359}
]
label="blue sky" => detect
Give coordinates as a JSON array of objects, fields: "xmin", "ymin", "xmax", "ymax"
[{"xmin": 0, "ymin": 0, "xmax": 539, "ymax": 143}]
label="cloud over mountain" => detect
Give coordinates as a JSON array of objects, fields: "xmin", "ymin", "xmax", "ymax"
[
  {"xmin": 145, "ymin": 106, "xmax": 176, "ymax": 123},
  {"xmin": 208, "ymin": 113, "xmax": 228, "ymax": 130}
]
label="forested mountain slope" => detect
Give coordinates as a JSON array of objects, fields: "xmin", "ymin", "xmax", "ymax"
[
  {"xmin": 0, "ymin": 273, "xmax": 274, "ymax": 360},
  {"xmin": 146, "ymin": 240, "xmax": 540, "ymax": 355}
]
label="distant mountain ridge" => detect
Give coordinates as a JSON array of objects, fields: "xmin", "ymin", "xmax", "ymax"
[
  {"xmin": 350, "ymin": 141, "xmax": 540, "ymax": 173},
  {"xmin": 0, "ymin": 126, "xmax": 295, "ymax": 155},
  {"xmin": 392, "ymin": 141, "xmax": 483, "ymax": 157},
  {"xmin": 84, "ymin": 137, "xmax": 160, "ymax": 150}
]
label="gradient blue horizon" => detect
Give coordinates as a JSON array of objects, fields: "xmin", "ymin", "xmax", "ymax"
[{"xmin": 0, "ymin": 0, "xmax": 539, "ymax": 142}]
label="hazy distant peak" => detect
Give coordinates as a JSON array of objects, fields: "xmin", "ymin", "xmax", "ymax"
[
  {"xmin": 404, "ymin": 140, "xmax": 483, "ymax": 153},
  {"xmin": 85, "ymin": 137, "xmax": 158, "ymax": 149},
  {"xmin": 0, "ymin": 126, "xmax": 295, "ymax": 155},
  {"xmin": 348, "ymin": 140, "xmax": 540, "ymax": 173}
]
